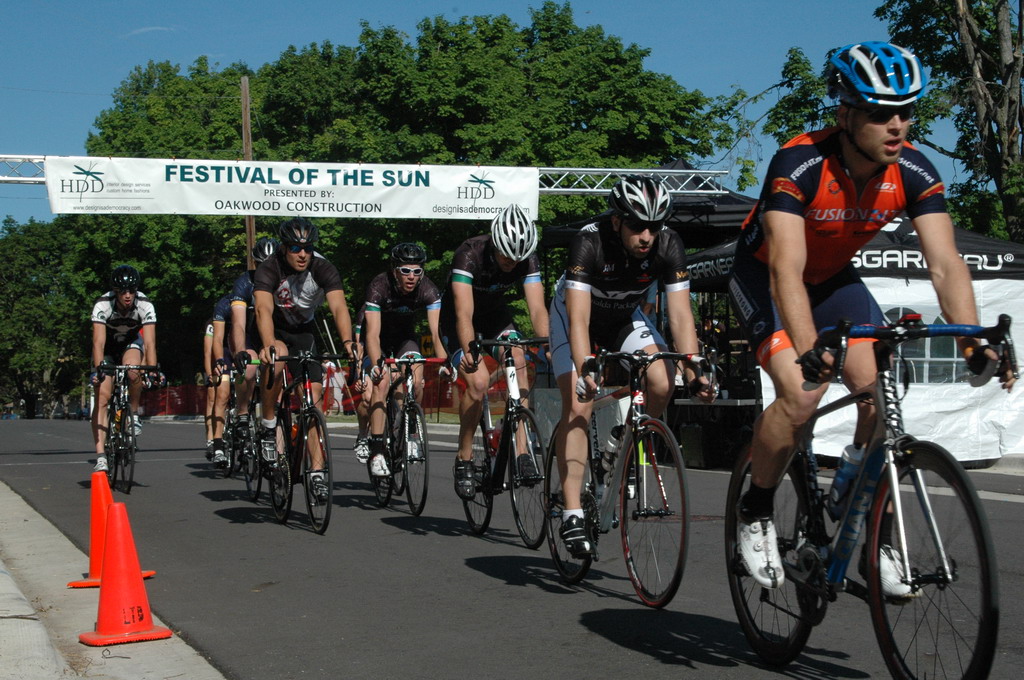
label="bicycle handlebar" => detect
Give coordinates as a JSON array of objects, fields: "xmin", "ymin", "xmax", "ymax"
[
  {"xmin": 816, "ymin": 313, "xmax": 1019, "ymax": 386},
  {"xmin": 586, "ymin": 348, "xmax": 719, "ymax": 397}
]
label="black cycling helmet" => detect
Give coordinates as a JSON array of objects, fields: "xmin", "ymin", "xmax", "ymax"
[
  {"xmin": 390, "ymin": 242, "xmax": 427, "ymax": 268},
  {"xmin": 251, "ymin": 236, "xmax": 279, "ymax": 264},
  {"xmin": 111, "ymin": 264, "xmax": 140, "ymax": 292},
  {"xmin": 277, "ymin": 217, "xmax": 319, "ymax": 245},
  {"xmin": 608, "ymin": 175, "xmax": 673, "ymax": 224}
]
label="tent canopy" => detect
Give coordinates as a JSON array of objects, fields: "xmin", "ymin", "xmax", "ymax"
[
  {"xmin": 540, "ymin": 159, "xmax": 756, "ymax": 250},
  {"xmin": 687, "ymin": 217, "xmax": 1024, "ymax": 293}
]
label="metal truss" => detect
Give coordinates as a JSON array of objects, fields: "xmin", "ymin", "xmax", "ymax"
[
  {"xmin": 0, "ymin": 155, "xmax": 46, "ymax": 184},
  {"xmin": 539, "ymin": 167, "xmax": 727, "ymax": 196}
]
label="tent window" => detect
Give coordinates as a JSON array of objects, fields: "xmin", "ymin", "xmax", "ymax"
[{"xmin": 884, "ymin": 306, "xmax": 961, "ymax": 384}]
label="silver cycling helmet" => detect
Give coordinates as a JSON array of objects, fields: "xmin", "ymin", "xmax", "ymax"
[{"xmin": 490, "ymin": 204, "xmax": 538, "ymax": 261}]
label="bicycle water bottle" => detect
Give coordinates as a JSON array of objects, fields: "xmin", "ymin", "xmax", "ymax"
[
  {"xmin": 487, "ymin": 419, "xmax": 503, "ymax": 454},
  {"xmin": 601, "ymin": 425, "xmax": 624, "ymax": 474},
  {"xmin": 828, "ymin": 444, "xmax": 865, "ymax": 520},
  {"xmin": 290, "ymin": 422, "xmax": 299, "ymax": 448}
]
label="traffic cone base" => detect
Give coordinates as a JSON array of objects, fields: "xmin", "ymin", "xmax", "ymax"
[
  {"xmin": 78, "ymin": 503, "xmax": 172, "ymax": 646},
  {"xmin": 68, "ymin": 471, "xmax": 155, "ymax": 588}
]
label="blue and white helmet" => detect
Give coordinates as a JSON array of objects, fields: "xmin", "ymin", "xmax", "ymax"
[{"xmin": 828, "ymin": 41, "xmax": 927, "ymax": 107}]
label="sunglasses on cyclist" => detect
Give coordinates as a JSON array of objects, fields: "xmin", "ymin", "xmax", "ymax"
[
  {"xmin": 850, "ymin": 103, "xmax": 915, "ymax": 124},
  {"xmin": 114, "ymin": 287, "xmax": 137, "ymax": 295},
  {"xmin": 287, "ymin": 243, "xmax": 315, "ymax": 253},
  {"xmin": 396, "ymin": 266, "xmax": 424, "ymax": 276},
  {"xmin": 621, "ymin": 218, "xmax": 662, "ymax": 233}
]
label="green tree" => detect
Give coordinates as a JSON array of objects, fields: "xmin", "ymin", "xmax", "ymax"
[{"xmin": 0, "ymin": 218, "xmax": 82, "ymax": 417}]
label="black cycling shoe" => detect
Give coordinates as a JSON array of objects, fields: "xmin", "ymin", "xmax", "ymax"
[
  {"xmin": 453, "ymin": 459, "xmax": 476, "ymax": 500},
  {"xmin": 560, "ymin": 514, "xmax": 594, "ymax": 558}
]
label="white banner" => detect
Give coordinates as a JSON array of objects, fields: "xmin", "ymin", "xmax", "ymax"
[{"xmin": 44, "ymin": 156, "xmax": 539, "ymax": 220}]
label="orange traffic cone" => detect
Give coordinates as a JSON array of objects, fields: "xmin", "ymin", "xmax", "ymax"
[
  {"xmin": 79, "ymin": 502, "xmax": 172, "ymax": 646},
  {"xmin": 68, "ymin": 471, "xmax": 155, "ymax": 588}
]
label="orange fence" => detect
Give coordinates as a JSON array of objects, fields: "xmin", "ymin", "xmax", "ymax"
[{"xmin": 141, "ymin": 358, "xmax": 539, "ymax": 419}]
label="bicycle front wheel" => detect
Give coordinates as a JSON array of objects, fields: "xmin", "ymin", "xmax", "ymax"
[
  {"xmin": 402, "ymin": 403, "xmax": 430, "ymax": 517},
  {"xmin": 509, "ymin": 409, "xmax": 546, "ymax": 549},
  {"xmin": 242, "ymin": 417, "xmax": 262, "ymax": 502},
  {"xmin": 543, "ymin": 421, "xmax": 593, "ymax": 584},
  {"xmin": 867, "ymin": 441, "xmax": 998, "ymax": 680},
  {"xmin": 270, "ymin": 409, "xmax": 293, "ymax": 523},
  {"xmin": 115, "ymin": 405, "xmax": 136, "ymax": 494},
  {"xmin": 620, "ymin": 417, "xmax": 687, "ymax": 608},
  {"xmin": 301, "ymin": 410, "xmax": 332, "ymax": 535},
  {"xmin": 461, "ymin": 423, "xmax": 493, "ymax": 534},
  {"xmin": 725, "ymin": 447, "xmax": 814, "ymax": 666},
  {"xmin": 389, "ymin": 399, "xmax": 407, "ymax": 497}
]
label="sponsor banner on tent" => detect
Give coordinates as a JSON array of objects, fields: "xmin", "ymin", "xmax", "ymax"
[{"xmin": 44, "ymin": 156, "xmax": 539, "ymax": 220}]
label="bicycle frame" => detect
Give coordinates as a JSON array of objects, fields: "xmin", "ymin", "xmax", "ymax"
[
  {"xmin": 473, "ymin": 336, "xmax": 546, "ymax": 493},
  {"xmin": 591, "ymin": 351, "xmax": 714, "ymax": 535},
  {"xmin": 794, "ymin": 314, "xmax": 1018, "ymax": 594}
]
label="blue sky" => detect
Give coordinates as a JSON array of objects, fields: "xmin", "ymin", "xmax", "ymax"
[{"xmin": 0, "ymin": 0, "xmax": 956, "ymax": 225}]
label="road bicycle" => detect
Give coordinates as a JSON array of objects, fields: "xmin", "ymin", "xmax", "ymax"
[
  {"xmin": 232, "ymin": 353, "xmax": 265, "ymax": 502},
  {"xmin": 459, "ymin": 333, "xmax": 548, "ymax": 549},
  {"xmin": 725, "ymin": 313, "xmax": 1018, "ymax": 679},
  {"xmin": 95, "ymin": 363, "xmax": 160, "ymax": 494},
  {"xmin": 265, "ymin": 347, "xmax": 349, "ymax": 534},
  {"xmin": 544, "ymin": 349, "xmax": 716, "ymax": 607},
  {"xmin": 367, "ymin": 352, "xmax": 444, "ymax": 516}
]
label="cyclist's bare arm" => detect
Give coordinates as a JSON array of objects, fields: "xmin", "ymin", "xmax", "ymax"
[
  {"xmin": 765, "ymin": 210, "xmax": 820, "ymax": 360},
  {"xmin": 325, "ymin": 288, "xmax": 353, "ymax": 356},
  {"xmin": 142, "ymin": 323, "xmax": 157, "ymax": 368},
  {"xmin": 230, "ymin": 302, "xmax": 248, "ymax": 356},
  {"xmin": 253, "ymin": 289, "xmax": 277, "ymax": 364},
  {"xmin": 364, "ymin": 310, "xmax": 384, "ymax": 378},
  {"xmin": 91, "ymin": 322, "xmax": 107, "ymax": 370},
  {"xmin": 664, "ymin": 287, "xmax": 715, "ymax": 402},
  {"xmin": 426, "ymin": 307, "xmax": 447, "ymax": 362},
  {"xmin": 524, "ymin": 281, "xmax": 550, "ymax": 339},
  {"xmin": 452, "ymin": 280, "xmax": 478, "ymax": 372}
]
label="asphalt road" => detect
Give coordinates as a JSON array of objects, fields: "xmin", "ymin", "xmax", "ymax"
[{"xmin": 1, "ymin": 418, "xmax": 1022, "ymax": 679}]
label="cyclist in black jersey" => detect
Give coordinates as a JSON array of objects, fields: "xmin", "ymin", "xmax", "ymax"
[
  {"xmin": 550, "ymin": 176, "xmax": 715, "ymax": 556},
  {"xmin": 89, "ymin": 265, "xmax": 159, "ymax": 472},
  {"xmin": 729, "ymin": 43, "xmax": 1015, "ymax": 592},
  {"xmin": 441, "ymin": 205, "xmax": 550, "ymax": 500},
  {"xmin": 363, "ymin": 243, "xmax": 447, "ymax": 476},
  {"xmin": 221, "ymin": 237, "xmax": 278, "ymax": 434},
  {"xmin": 349, "ymin": 304, "xmax": 373, "ymax": 462},
  {"xmin": 253, "ymin": 218, "xmax": 354, "ymax": 499},
  {"xmin": 201, "ymin": 319, "xmax": 216, "ymax": 461}
]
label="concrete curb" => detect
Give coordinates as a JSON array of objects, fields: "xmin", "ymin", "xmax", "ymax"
[{"xmin": 0, "ymin": 481, "xmax": 227, "ymax": 680}]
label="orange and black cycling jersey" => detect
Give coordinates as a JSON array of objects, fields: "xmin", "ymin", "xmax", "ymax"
[{"xmin": 736, "ymin": 127, "xmax": 946, "ymax": 285}]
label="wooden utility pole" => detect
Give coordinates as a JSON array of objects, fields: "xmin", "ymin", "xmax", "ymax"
[{"xmin": 241, "ymin": 76, "xmax": 256, "ymax": 270}]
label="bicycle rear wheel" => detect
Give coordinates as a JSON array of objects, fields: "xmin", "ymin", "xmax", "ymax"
[
  {"xmin": 867, "ymin": 441, "xmax": 998, "ymax": 680},
  {"xmin": 543, "ymin": 422, "xmax": 594, "ymax": 584},
  {"xmin": 461, "ymin": 423, "xmax": 493, "ymax": 534},
  {"xmin": 115, "ymin": 404, "xmax": 136, "ymax": 494},
  {"xmin": 620, "ymin": 417, "xmax": 688, "ymax": 608},
  {"xmin": 509, "ymin": 409, "xmax": 546, "ymax": 549},
  {"xmin": 301, "ymin": 410, "xmax": 333, "ymax": 535},
  {"xmin": 725, "ymin": 447, "xmax": 814, "ymax": 666},
  {"xmin": 402, "ymin": 403, "xmax": 430, "ymax": 516},
  {"xmin": 270, "ymin": 408, "xmax": 293, "ymax": 523}
]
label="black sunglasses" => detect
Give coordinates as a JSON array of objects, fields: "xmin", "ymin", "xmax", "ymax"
[
  {"xmin": 287, "ymin": 243, "xmax": 315, "ymax": 253},
  {"xmin": 622, "ymin": 218, "xmax": 662, "ymax": 233},
  {"xmin": 850, "ymin": 103, "xmax": 915, "ymax": 123}
]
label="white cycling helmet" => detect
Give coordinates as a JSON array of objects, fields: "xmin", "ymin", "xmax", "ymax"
[{"xmin": 490, "ymin": 204, "xmax": 538, "ymax": 261}]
